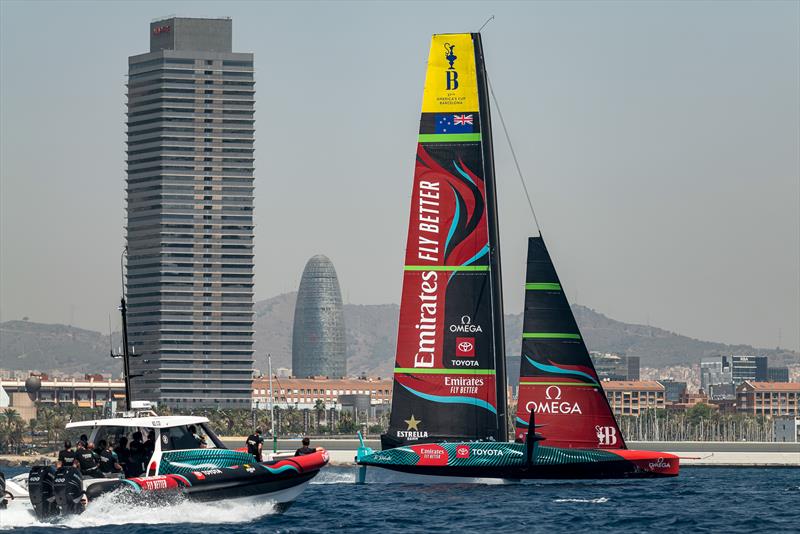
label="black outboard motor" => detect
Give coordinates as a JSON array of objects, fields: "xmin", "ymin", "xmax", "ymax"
[
  {"xmin": 1, "ymin": 471, "xmax": 7, "ymax": 510},
  {"xmin": 28, "ymin": 465, "xmax": 58, "ymax": 519},
  {"xmin": 53, "ymin": 466, "xmax": 85, "ymax": 515}
]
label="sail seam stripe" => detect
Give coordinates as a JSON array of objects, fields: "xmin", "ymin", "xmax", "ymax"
[
  {"xmin": 522, "ymin": 332, "xmax": 581, "ymax": 339},
  {"xmin": 404, "ymin": 265, "xmax": 489, "ymax": 271},
  {"xmin": 525, "ymin": 282, "xmax": 562, "ymax": 290},
  {"xmin": 418, "ymin": 133, "xmax": 482, "ymax": 142},
  {"xmin": 394, "ymin": 368, "xmax": 496, "ymax": 375}
]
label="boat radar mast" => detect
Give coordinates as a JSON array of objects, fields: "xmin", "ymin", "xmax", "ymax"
[{"xmin": 110, "ymin": 247, "xmax": 141, "ymax": 410}]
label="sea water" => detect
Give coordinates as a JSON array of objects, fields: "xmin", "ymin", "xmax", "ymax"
[{"xmin": 2, "ymin": 466, "xmax": 798, "ymax": 533}]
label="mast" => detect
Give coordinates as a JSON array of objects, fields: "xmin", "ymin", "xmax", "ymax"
[{"xmin": 473, "ymin": 33, "xmax": 508, "ymax": 441}]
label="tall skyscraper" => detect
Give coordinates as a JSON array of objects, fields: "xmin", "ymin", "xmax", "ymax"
[
  {"xmin": 292, "ymin": 255, "xmax": 346, "ymax": 378},
  {"xmin": 126, "ymin": 18, "xmax": 255, "ymax": 407}
]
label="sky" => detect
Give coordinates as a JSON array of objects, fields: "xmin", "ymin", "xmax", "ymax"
[{"xmin": 1, "ymin": 1, "xmax": 798, "ymax": 352}]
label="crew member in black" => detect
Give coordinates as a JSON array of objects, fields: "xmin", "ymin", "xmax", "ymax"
[
  {"xmin": 294, "ymin": 437, "xmax": 315, "ymax": 456},
  {"xmin": 57, "ymin": 440, "xmax": 77, "ymax": 468},
  {"xmin": 128, "ymin": 431, "xmax": 145, "ymax": 476},
  {"xmin": 246, "ymin": 428, "xmax": 264, "ymax": 462},
  {"xmin": 115, "ymin": 436, "xmax": 131, "ymax": 475},
  {"xmin": 96, "ymin": 440, "xmax": 122, "ymax": 475},
  {"xmin": 144, "ymin": 430, "xmax": 156, "ymax": 457},
  {"xmin": 75, "ymin": 441, "xmax": 102, "ymax": 478}
]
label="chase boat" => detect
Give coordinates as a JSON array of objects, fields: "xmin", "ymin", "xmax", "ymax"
[{"xmin": 24, "ymin": 402, "xmax": 328, "ymax": 520}]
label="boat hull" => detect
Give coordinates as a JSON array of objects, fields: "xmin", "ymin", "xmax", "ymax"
[
  {"xmin": 26, "ymin": 450, "xmax": 329, "ymax": 519},
  {"xmin": 357, "ymin": 442, "xmax": 678, "ymax": 480}
]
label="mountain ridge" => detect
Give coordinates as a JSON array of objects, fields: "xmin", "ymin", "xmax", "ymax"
[{"xmin": 1, "ymin": 293, "xmax": 797, "ymax": 376}]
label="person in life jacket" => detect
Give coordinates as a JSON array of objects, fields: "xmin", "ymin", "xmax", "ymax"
[
  {"xmin": 75, "ymin": 441, "xmax": 102, "ymax": 478},
  {"xmin": 246, "ymin": 428, "xmax": 264, "ymax": 462},
  {"xmin": 57, "ymin": 440, "xmax": 77, "ymax": 468},
  {"xmin": 97, "ymin": 440, "xmax": 122, "ymax": 476},
  {"xmin": 294, "ymin": 437, "xmax": 315, "ymax": 456}
]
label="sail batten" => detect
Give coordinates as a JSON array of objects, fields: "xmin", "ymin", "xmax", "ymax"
[{"xmin": 383, "ymin": 33, "xmax": 506, "ymax": 449}]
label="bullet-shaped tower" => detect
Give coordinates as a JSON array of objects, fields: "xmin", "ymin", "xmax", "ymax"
[{"xmin": 291, "ymin": 255, "xmax": 346, "ymax": 378}]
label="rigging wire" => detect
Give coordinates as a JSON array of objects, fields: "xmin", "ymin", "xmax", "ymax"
[
  {"xmin": 487, "ymin": 76, "xmax": 542, "ymax": 235},
  {"xmin": 478, "ymin": 15, "xmax": 495, "ymax": 33}
]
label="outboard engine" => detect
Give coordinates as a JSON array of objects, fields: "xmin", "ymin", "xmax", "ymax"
[
  {"xmin": 53, "ymin": 466, "xmax": 85, "ymax": 515},
  {"xmin": 28, "ymin": 465, "xmax": 58, "ymax": 519}
]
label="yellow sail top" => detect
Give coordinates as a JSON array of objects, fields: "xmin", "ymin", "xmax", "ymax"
[{"xmin": 422, "ymin": 34, "xmax": 479, "ymax": 113}]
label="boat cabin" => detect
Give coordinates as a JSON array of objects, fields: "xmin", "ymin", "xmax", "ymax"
[{"xmin": 65, "ymin": 414, "xmax": 227, "ymax": 477}]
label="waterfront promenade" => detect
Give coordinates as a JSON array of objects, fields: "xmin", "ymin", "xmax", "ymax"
[{"xmin": 220, "ymin": 438, "xmax": 800, "ymax": 467}]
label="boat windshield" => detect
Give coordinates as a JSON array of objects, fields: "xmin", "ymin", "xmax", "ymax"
[{"xmin": 159, "ymin": 423, "xmax": 226, "ymax": 451}]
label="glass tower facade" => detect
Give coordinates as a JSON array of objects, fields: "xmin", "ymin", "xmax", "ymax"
[
  {"xmin": 125, "ymin": 18, "xmax": 255, "ymax": 407},
  {"xmin": 292, "ymin": 255, "xmax": 346, "ymax": 378}
]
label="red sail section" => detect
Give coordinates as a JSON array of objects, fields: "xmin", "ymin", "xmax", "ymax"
[
  {"xmin": 514, "ymin": 237, "xmax": 625, "ymax": 449},
  {"xmin": 384, "ymin": 33, "xmax": 503, "ymax": 448}
]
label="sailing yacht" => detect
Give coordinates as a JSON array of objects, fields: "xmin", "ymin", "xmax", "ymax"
[{"xmin": 355, "ymin": 32, "xmax": 679, "ymax": 481}]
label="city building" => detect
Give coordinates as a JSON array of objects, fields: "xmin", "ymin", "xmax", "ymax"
[
  {"xmin": 666, "ymin": 390, "xmax": 716, "ymax": 412},
  {"xmin": 773, "ymin": 416, "xmax": 800, "ymax": 442},
  {"xmin": 590, "ymin": 352, "xmax": 640, "ymax": 381},
  {"xmin": 728, "ymin": 355, "xmax": 768, "ymax": 384},
  {"xmin": 602, "ymin": 380, "xmax": 665, "ymax": 416},
  {"xmin": 736, "ymin": 382, "xmax": 800, "ymax": 417},
  {"xmin": 768, "ymin": 366, "xmax": 790, "ymax": 382},
  {"xmin": 659, "ymin": 379, "xmax": 687, "ymax": 403},
  {"xmin": 700, "ymin": 357, "xmax": 732, "ymax": 392},
  {"xmin": 251, "ymin": 376, "xmax": 391, "ymax": 410},
  {"xmin": 125, "ymin": 18, "xmax": 255, "ymax": 407},
  {"xmin": 0, "ymin": 378, "xmax": 126, "ymax": 409},
  {"xmin": 291, "ymin": 255, "xmax": 346, "ymax": 378}
]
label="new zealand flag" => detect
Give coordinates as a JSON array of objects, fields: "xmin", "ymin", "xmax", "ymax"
[{"xmin": 435, "ymin": 114, "xmax": 474, "ymax": 134}]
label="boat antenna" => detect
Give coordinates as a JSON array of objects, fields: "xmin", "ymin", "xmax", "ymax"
[
  {"xmin": 477, "ymin": 15, "xmax": 495, "ymax": 33},
  {"xmin": 487, "ymin": 76, "xmax": 542, "ymax": 236}
]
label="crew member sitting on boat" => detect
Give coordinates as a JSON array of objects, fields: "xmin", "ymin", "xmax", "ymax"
[
  {"xmin": 128, "ymin": 431, "xmax": 146, "ymax": 476},
  {"xmin": 114, "ymin": 436, "xmax": 131, "ymax": 475},
  {"xmin": 97, "ymin": 440, "xmax": 123, "ymax": 476},
  {"xmin": 246, "ymin": 428, "xmax": 264, "ymax": 462},
  {"xmin": 295, "ymin": 437, "xmax": 315, "ymax": 456},
  {"xmin": 75, "ymin": 440, "xmax": 102, "ymax": 478}
]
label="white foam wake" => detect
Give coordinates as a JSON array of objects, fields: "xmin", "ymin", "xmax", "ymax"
[
  {"xmin": 0, "ymin": 489, "xmax": 277, "ymax": 530},
  {"xmin": 553, "ymin": 497, "xmax": 610, "ymax": 504},
  {"xmin": 311, "ymin": 469, "xmax": 355, "ymax": 484}
]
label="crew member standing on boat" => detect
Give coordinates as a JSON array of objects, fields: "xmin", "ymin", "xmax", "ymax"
[
  {"xmin": 128, "ymin": 431, "xmax": 145, "ymax": 476},
  {"xmin": 57, "ymin": 440, "xmax": 77, "ymax": 468},
  {"xmin": 246, "ymin": 428, "xmax": 264, "ymax": 462}
]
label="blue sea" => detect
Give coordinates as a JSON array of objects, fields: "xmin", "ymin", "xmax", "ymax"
[{"xmin": 2, "ymin": 466, "xmax": 798, "ymax": 533}]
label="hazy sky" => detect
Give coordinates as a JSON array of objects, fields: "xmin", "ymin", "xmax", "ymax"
[{"xmin": 1, "ymin": 1, "xmax": 798, "ymax": 352}]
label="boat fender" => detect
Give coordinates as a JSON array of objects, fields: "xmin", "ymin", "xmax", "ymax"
[
  {"xmin": 53, "ymin": 466, "xmax": 85, "ymax": 515},
  {"xmin": 28, "ymin": 465, "xmax": 58, "ymax": 520},
  {"xmin": 85, "ymin": 479, "xmax": 131, "ymax": 500}
]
